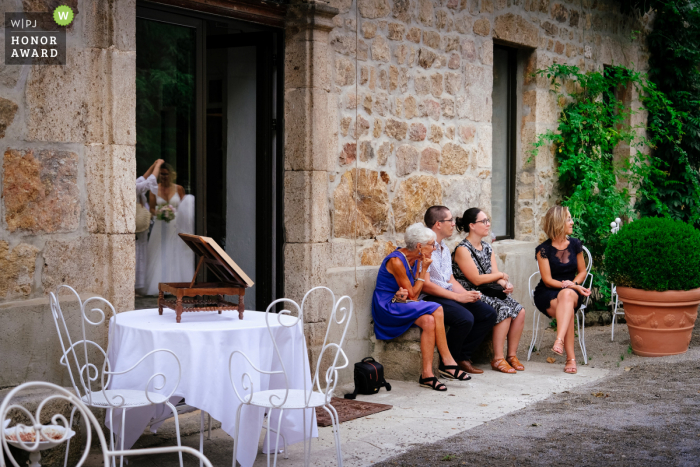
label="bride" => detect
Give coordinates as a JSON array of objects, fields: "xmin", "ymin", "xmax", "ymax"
[{"xmin": 139, "ymin": 163, "xmax": 195, "ymax": 296}]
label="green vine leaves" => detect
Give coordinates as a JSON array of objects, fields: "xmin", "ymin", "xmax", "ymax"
[{"xmin": 528, "ymin": 63, "xmax": 686, "ymax": 308}]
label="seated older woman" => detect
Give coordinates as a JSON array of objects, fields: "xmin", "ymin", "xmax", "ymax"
[{"xmin": 372, "ymin": 223, "xmax": 469, "ymax": 392}]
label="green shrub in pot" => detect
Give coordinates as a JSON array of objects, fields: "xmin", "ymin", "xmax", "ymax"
[{"xmin": 604, "ymin": 217, "xmax": 700, "ymax": 292}]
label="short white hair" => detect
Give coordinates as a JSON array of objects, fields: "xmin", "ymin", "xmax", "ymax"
[{"xmin": 404, "ymin": 222, "xmax": 436, "ymax": 250}]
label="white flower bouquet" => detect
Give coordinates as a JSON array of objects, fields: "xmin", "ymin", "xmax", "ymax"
[{"xmin": 156, "ymin": 204, "xmax": 176, "ymax": 223}]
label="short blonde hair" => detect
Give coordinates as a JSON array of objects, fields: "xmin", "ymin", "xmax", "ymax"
[{"xmin": 543, "ymin": 206, "xmax": 570, "ymax": 240}]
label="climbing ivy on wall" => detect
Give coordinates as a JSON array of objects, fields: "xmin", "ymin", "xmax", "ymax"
[
  {"xmin": 531, "ymin": 63, "xmax": 684, "ymax": 308},
  {"xmin": 621, "ymin": 0, "xmax": 700, "ymax": 227}
]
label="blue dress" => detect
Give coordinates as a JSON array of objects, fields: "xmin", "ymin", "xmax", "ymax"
[{"xmin": 372, "ymin": 250, "xmax": 441, "ymax": 340}]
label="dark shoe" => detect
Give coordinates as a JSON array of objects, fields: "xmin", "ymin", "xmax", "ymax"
[
  {"xmin": 506, "ymin": 355, "xmax": 525, "ymax": 371},
  {"xmin": 419, "ymin": 375, "xmax": 447, "ymax": 391},
  {"xmin": 438, "ymin": 363, "xmax": 471, "ymax": 381},
  {"xmin": 457, "ymin": 360, "xmax": 484, "ymax": 374}
]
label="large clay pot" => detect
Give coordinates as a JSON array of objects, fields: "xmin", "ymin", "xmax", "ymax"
[{"xmin": 618, "ymin": 286, "xmax": 700, "ymax": 357}]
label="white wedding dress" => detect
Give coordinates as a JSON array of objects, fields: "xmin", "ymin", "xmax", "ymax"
[{"xmin": 139, "ymin": 192, "xmax": 195, "ymax": 296}]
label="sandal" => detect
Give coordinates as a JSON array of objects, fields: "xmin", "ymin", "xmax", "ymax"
[
  {"xmin": 490, "ymin": 357, "xmax": 516, "ymax": 374},
  {"xmin": 438, "ymin": 363, "xmax": 471, "ymax": 381},
  {"xmin": 551, "ymin": 337, "xmax": 564, "ymax": 356},
  {"xmin": 506, "ymin": 355, "xmax": 525, "ymax": 371},
  {"xmin": 564, "ymin": 358, "xmax": 577, "ymax": 374},
  {"xmin": 419, "ymin": 375, "xmax": 447, "ymax": 391}
]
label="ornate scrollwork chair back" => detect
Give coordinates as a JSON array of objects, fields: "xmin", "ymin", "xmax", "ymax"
[
  {"xmin": 49, "ymin": 286, "xmax": 184, "ymax": 467},
  {"xmin": 0, "ymin": 381, "xmax": 213, "ymax": 467},
  {"xmin": 228, "ymin": 286, "xmax": 352, "ymax": 467}
]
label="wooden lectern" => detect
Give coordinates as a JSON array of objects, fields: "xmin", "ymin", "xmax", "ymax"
[{"xmin": 158, "ymin": 234, "xmax": 254, "ymax": 323}]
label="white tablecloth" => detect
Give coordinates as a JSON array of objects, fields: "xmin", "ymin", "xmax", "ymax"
[{"xmin": 106, "ymin": 308, "xmax": 317, "ymax": 467}]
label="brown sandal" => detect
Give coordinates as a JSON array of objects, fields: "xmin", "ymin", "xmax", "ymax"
[
  {"xmin": 506, "ymin": 355, "xmax": 525, "ymax": 371},
  {"xmin": 564, "ymin": 358, "xmax": 577, "ymax": 374},
  {"xmin": 491, "ymin": 357, "xmax": 516, "ymax": 374},
  {"xmin": 552, "ymin": 337, "xmax": 564, "ymax": 356}
]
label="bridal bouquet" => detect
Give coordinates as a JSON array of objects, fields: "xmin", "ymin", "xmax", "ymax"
[{"xmin": 156, "ymin": 204, "xmax": 176, "ymax": 223}]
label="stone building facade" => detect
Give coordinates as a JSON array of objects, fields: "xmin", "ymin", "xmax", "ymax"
[{"xmin": 0, "ymin": 0, "xmax": 646, "ymax": 388}]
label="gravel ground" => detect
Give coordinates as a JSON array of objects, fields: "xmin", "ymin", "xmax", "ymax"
[{"xmin": 374, "ymin": 323, "xmax": 700, "ymax": 467}]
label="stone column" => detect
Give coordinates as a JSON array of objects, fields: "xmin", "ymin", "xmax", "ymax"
[{"xmin": 284, "ymin": 1, "xmax": 339, "ymax": 366}]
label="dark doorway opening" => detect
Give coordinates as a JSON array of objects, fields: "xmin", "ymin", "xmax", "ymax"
[{"xmin": 135, "ymin": 3, "xmax": 283, "ymax": 311}]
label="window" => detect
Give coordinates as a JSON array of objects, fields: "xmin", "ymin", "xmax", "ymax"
[{"xmin": 491, "ymin": 45, "xmax": 517, "ymax": 240}]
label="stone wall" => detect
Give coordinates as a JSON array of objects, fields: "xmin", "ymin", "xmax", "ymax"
[
  {"xmin": 282, "ymin": 0, "xmax": 647, "ymax": 380},
  {"xmin": 0, "ymin": 0, "xmax": 135, "ymax": 387},
  {"xmin": 322, "ymin": 0, "xmax": 646, "ymax": 263}
]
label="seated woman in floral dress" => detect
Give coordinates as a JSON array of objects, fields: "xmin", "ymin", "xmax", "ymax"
[
  {"xmin": 372, "ymin": 223, "xmax": 470, "ymax": 391},
  {"xmin": 533, "ymin": 206, "xmax": 591, "ymax": 374},
  {"xmin": 452, "ymin": 208, "xmax": 527, "ymax": 374}
]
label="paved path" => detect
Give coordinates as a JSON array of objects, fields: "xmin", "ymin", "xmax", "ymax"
[
  {"xmin": 80, "ymin": 324, "xmax": 700, "ymax": 466},
  {"xmin": 375, "ymin": 352, "xmax": 700, "ymax": 467}
]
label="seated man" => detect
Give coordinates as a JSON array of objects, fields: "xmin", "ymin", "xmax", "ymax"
[{"xmin": 420, "ymin": 206, "xmax": 498, "ymax": 374}]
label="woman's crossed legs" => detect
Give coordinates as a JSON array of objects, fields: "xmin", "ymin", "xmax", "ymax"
[{"xmin": 546, "ymin": 288, "xmax": 578, "ymax": 374}]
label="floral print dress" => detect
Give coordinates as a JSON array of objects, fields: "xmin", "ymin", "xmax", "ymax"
[{"xmin": 452, "ymin": 239, "xmax": 523, "ymax": 324}]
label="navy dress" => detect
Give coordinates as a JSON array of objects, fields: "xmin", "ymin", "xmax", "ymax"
[
  {"xmin": 533, "ymin": 238, "xmax": 585, "ymax": 315},
  {"xmin": 372, "ymin": 250, "xmax": 441, "ymax": 340}
]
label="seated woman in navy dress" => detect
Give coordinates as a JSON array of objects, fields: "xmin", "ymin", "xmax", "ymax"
[
  {"xmin": 533, "ymin": 206, "xmax": 591, "ymax": 374},
  {"xmin": 372, "ymin": 223, "xmax": 469, "ymax": 392}
]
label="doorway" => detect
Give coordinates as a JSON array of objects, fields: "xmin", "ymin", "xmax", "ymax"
[{"xmin": 134, "ymin": 3, "xmax": 283, "ymax": 311}]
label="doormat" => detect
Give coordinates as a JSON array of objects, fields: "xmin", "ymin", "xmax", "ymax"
[{"xmin": 315, "ymin": 397, "xmax": 392, "ymax": 427}]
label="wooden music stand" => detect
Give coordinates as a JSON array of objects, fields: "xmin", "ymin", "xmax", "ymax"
[{"xmin": 158, "ymin": 234, "xmax": 254, "ymax": 323}]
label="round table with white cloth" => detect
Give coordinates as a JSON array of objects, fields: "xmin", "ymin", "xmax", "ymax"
[{"xmin": 106, "ymin": 308, "xmax": 318, "ymax": 467}]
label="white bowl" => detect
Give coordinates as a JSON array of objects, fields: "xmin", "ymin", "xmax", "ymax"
[{"xmin": 4, "ymin": 424, "xmax": 76, "ymax": 451}]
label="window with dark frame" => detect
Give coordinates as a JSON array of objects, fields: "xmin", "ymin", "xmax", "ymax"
[{"xmin": 491, "ymin": 45, "xmax": 517, "ymax": 240}]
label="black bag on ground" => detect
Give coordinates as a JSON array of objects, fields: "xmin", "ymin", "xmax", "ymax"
[{"xmin": 344, "ymin": 357, "xmax": 391, "ymax": 400}]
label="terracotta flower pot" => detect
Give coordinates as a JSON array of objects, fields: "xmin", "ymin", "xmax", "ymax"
[{"xmin": 617, "ymin": 286, "xmax": 700, "ymax": 357}]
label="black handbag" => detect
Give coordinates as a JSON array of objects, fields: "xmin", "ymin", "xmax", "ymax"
[
  {"xmin": 470, "ymin": 246, "xmax": 508, "ymax": 300},
  {"xmin": 344, "ymin": 357, "xmax": 391, "ymax": 400}
]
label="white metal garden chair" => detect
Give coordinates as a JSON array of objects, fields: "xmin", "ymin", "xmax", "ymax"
[
  {"xmin": 610, "ymin": 218, "xmax": 625, "ymax": 340},
  {"xmin": 229, "ymin": 286, "xmax": 352, "ymax": 467},
  {"xmin": 0, "ymin": 381, "xmax": 213, "ymax": 467},
  {"xmin": 48, "ymin": 286, "xmax": 184, "ymax": 467},
  {"xmin": 527, "ymin": 246, "xmax": 593, "ymax": 364}
]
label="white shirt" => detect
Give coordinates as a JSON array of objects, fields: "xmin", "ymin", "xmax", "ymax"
[
  {"xmin": 135, "ymin": 174, "xmax": 158, "ymax": 209},
  {"xmin": 427, "ymin": 239, "xmax": 454, "ymax": 292}
]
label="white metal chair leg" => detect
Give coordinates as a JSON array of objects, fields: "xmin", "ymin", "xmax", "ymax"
[
  {"xmin": 272, "ymin": 409, "xmax": 284, "ymax": 467},
  {"xmin": 63, "ymin": 405, "xmax": 77, "ymax": 467},
  {"xmin": 264, "ymin": 423, "xmax": 288, "ymax": 459},
  {"xmin": 199, "ymin": 411, "xmax": 205, "ymax": 467},
  {"xmin": 265, "ymin": 407, "xmax": 272, "ymax": 467},
  {"xmin": 165, "ymin": 401, "xmax": 184, "ymax": 467},
  {"xmin": 576, "ymin": 310, "xmax": 587, "ymax": 364},
  {"xmin": 109, "ymin": 408, "xmax": 117, "ymax": 467},
  {"xmin": 527, "ymin": 312, "xmax": 541, "ymax": 361},
  {"xmin": 120, "ymin": 408, "xmax": 127, "ymax": 467},
  {"xmin": 611, "ymin": 287, "xmax": 621, "ymax": 341},
  {"xmin": 232, "ymin": 404, "xmax": 243, "ymax": 467},
  {"xmin": 325, "ymin": 404, "xmax": 343, "ymax": 467}
]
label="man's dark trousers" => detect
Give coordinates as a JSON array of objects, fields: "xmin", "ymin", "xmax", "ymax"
[{"xmin": 423, "ymin": 296, "xmax": 497, "ymax": 362}]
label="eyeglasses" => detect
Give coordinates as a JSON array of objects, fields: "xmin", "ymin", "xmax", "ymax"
[
  {"xmin": 426, "ymin": 242, "xmax": 437, "ymax": 249},
  {"xmin": 437, "ymin": 218, "xmax": 455, "ymax": 224},
  {"xmin": 473, "ymin": 218, "xmax": 491, "ymax": 225}
]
